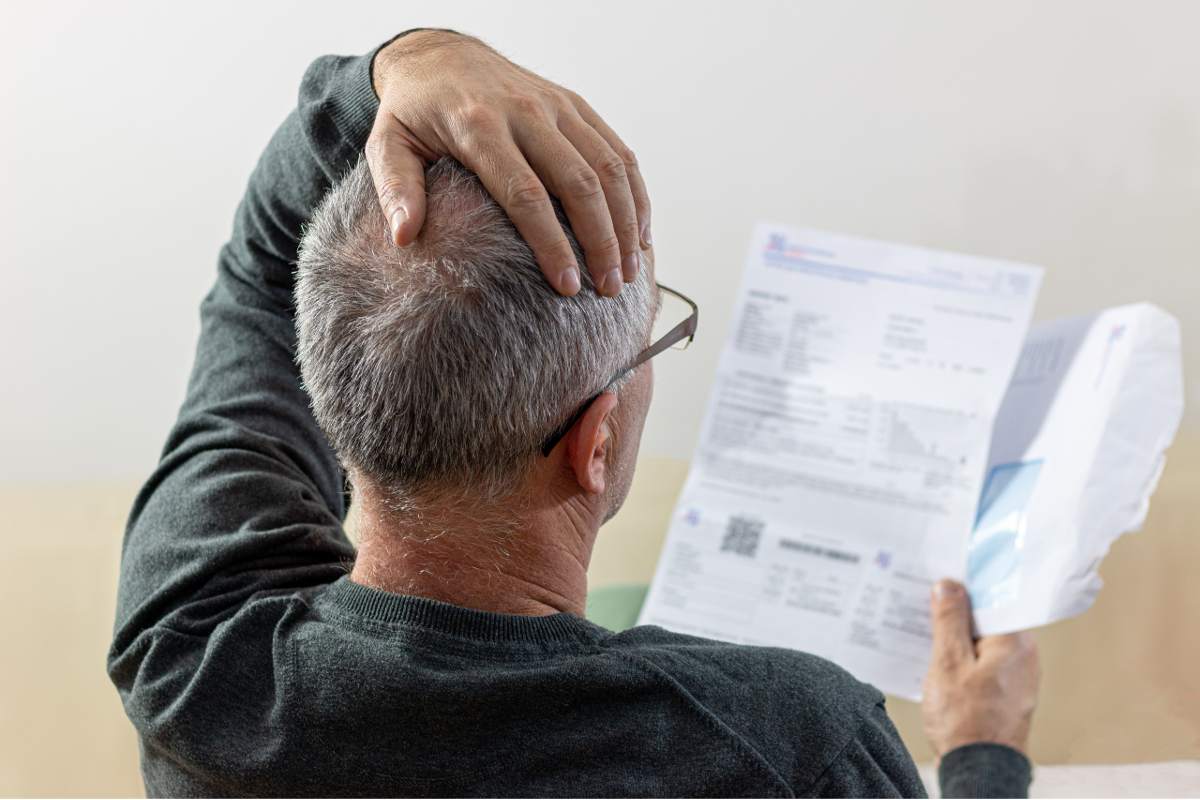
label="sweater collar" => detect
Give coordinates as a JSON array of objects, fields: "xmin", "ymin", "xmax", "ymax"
[{"xmin": 322, "ymin": 575, "xmax": 602, "ymax": 646}]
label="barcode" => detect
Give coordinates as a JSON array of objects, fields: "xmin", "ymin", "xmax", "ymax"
[
  {"xmin": 720, "ymin": 515, "xmax": 763, "ymax": 557},
  {"xmin": 779, "ymin": 538, "xmax": 860, "ymax": 564}
]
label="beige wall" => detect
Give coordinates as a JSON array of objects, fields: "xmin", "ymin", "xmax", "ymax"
[{"xmin": 3, "ymin": 485, "xmax": 143, "ymax": 797}]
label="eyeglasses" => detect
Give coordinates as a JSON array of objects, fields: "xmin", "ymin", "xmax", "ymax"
[{"xmin": 540, "ymin": 283, "xmax": 699, "ymax": 456}]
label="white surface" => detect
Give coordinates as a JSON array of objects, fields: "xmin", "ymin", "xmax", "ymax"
[
  {"xmin": 972, "ymin": 303, "xmax": 1185, "ymax": 634},
  {"xmin": 3, "ymin": 1, "xmax": 1200, "ymax": 481},
  {"xmin": 638, "ymin": 224, "xmax": 1041, "ymax": 699},
  {"xmin": 920, "ymin": 760, "xmax": 1200, "ymax": 798}
]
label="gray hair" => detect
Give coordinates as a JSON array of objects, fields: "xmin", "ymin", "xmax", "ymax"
[{"xmin": 296, "ymin": 157, "xmax": 655, "ymax": 502}]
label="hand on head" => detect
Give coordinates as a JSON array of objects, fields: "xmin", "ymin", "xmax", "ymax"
[
  {"xmin": 366, "ymin": 29, "xmax": 650, "ymax": 298},
  {"xmin": 922, "ymin": 580, "xmax": 1041, "ymax": 760}
]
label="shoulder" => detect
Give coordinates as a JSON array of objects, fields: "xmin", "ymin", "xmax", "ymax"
[
  {"xmin": 603, "ymin": 625, "xmax": 903, "ymax": 792},
  {"xmin": 606, "ymin": 624, "xmax": 883, "ymax": 712}
]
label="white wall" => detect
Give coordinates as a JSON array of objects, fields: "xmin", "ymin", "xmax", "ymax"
[{"xmin": 2, "ymin": 0, "xmax": 1197, "ymax": 482}]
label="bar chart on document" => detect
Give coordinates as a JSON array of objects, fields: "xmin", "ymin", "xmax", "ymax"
[{"xmin": 638, "ymin": 223, "xmax": 1043, "ymax": 699}]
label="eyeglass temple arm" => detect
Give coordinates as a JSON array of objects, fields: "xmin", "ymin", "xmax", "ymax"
[
  {"xmin": 628, "ymin": 312, "xmax": 698, "ymax": 372},
  {"xmin": 539, "ymin": 287, "xmax": 698, "ymax": 457}
]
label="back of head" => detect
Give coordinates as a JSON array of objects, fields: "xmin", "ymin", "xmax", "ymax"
[{"xmin": 296, "ymin": 158, "xmax": 654, "ymax": 502}]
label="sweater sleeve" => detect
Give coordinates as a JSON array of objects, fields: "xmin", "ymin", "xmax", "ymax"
[
  {"xmin": 108, "ymin": 43, "xmax": 386, "ymax": 668},
  {"xmin": 808, "ymin": 703, "xmax": 1032, "ymax": 799},
  {"xmin": 938, "ymin": 743, "xmax": 1033, "ymax": 798},
  {"xmin": 810, "ymin": 701, "xmax": 929, "ymax": 798}
]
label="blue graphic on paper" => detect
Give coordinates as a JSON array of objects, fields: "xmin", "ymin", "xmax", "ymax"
[{"xmin": 967, "ymin": 460, "xmax": 1043, "ymax": 610}]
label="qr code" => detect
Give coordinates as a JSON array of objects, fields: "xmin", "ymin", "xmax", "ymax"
[{"xmin": 720, "ymin": 515, "xmax": 763, "ymax": 557}]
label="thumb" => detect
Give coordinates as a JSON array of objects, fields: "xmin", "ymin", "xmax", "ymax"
[
  {"xmin": 929, "ymin": 579, "xmax": 976, "ymax": 669},
  {"xmin": 365, "ymin": 111, "xmax": 429, "ymax": 247}
]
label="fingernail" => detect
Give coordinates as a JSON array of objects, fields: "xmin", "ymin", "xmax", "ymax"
[
  {"xmin": 641, "ymin": 220, "xmax": 653, "ymax": 247},
  {"xmin": 389, "ymin": 207, "xmax": 408, "ymax": 243},
  {"xmin": 558, "ymin": 267, "xmax": 581, "ymax": 295},
  {"xmin": 602, "ymin": 268, "xmax": 623, "ymax": 296},
  {"xmin": 621, "ymin": 252, "xmax": 640, "ymax": 282},
  {"xmin": 933, "ymin": 580, "xmax": 961, "ymax": 600}
]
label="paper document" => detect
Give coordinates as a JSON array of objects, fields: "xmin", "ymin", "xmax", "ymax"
[
  {"xmin": 637, "ymin": 223, "xmax": 1183, "ymax": 700},
  {"xmin": 970, "ymin": 304, "xmax": 1184, "ymax": 634}
]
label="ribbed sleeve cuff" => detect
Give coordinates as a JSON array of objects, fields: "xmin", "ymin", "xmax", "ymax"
[
  {"xmin": 938, "ymin": 743, "xmax": 1032, "ymax": 798},
  {"xmin": 326, "ymin": 49, "xmax": 380, "ymax": 142}
]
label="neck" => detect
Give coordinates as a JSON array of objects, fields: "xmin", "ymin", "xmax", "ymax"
[{"xmin": 349, "ymin": 481, "xmax": 602, "ymax": 617}]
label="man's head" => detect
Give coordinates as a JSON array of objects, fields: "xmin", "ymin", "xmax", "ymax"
[{"xmin": 296, "ymin": 157, "xmax": 657, "ymax": 518}]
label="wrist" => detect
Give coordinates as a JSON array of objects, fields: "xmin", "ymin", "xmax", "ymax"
[{"xmin": 371, "ymin": 28, "xmax": 466, "ymax": 98}]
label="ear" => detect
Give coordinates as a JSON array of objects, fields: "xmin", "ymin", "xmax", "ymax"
[{"xmin": 564, "ymin": 391, "xmax": 619, "ymax": 495}]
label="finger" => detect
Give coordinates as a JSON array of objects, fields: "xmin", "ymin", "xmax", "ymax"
[
  {"xmin": 456, "ymin": 130, "xmax": 583, "ymax": 296},
  {"xmin": 567, "ymin": 92, "xmax": 652, "ymax": 248},
  {"xmin": 365, "ymin": 111, "xmax": 428, "ymax": 246},
  {"xmin": 512, "ymin": 122, "xmax": 624, "ymax": 297},
  {"xmin": 557, "ymin": 112, "xmax": 641, "ymax": 283},
  {"xmin": 929, "ymin": 580, "xmax": 976, "ymax": 670}
]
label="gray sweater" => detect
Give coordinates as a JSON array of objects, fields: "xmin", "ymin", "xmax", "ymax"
[{"xmin": 108, "ymin": 37, "xmax": 1032, "ymax": 799}]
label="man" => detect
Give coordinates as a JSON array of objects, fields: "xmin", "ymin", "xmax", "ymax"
[{"xmin": 110, "ymin": 29, "xmax": 1038, "ymax": 797}]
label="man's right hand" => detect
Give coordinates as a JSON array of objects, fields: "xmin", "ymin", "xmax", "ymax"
[
  {"xmin": 367, "ymin": 29, "xmax": 651, "ymax": 298},
  {"xmin": 921, "ymin": 579, "xmax": 1040, "ymax": 760}
]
